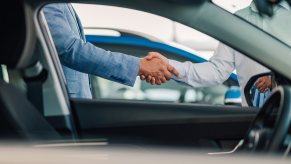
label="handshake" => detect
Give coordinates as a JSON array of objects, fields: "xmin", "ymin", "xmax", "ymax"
[{"xmin": 138, "ymin": 52, "xmax": 179, "ymax": 85}]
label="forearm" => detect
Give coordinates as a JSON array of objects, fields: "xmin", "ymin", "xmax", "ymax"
[
  {"xmin": 44, "ymin": 4, "xmax": 140, "ymax": 86},
  {"xmin": 169, "ymin": 59, "xmax": 232, "ymax": 87},
  {"xmin": 60, "ymin": 38, "xmax": 140, "ymax": 86}
]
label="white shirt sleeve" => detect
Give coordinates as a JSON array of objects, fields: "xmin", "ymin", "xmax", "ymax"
[{"xmin": 169, "ymin": 43, "xmax": 236, "ymax": 87}]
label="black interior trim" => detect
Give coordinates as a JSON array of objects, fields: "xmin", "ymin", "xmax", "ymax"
[{"xmin": 71, "ymin": 99, "xmax": 257, "ymax": 142}]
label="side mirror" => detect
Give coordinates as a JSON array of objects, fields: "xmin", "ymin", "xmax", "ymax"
[{"xmin": 244, "ymin": 72, "xmax": 273, "ymax": 107}]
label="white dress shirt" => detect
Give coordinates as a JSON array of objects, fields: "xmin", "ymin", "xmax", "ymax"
[{"xmin": 169, "ymin": 1, "xmax": 290, "ymax": 106}]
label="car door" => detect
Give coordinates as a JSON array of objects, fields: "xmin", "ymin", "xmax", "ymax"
[{"xmin": 37, "ymin": 1, "xmax": 269, "ymax": 151}]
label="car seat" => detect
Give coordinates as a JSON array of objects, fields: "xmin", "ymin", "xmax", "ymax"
[{"xmin": 0, "ymin": 0, "xmax": 61, "ymax": 141}]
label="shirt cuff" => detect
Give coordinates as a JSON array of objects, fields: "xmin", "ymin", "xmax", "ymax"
[
  {"xmin": 169, "ymin": 59, "xmax": 186, "ymax": 80},
  {"xmin": 125, "ymin": 56, "xmax": 140, "ymax": 86}
]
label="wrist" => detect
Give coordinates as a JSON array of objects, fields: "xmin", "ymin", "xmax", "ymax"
[{"xmin": 138, "ymin": 58, "xmax": 145, "ymax": 76}]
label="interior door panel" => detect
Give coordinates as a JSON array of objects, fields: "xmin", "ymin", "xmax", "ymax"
[{"xmin": 70, "ymin": 98, "xmax": 257, "ymax": 148}]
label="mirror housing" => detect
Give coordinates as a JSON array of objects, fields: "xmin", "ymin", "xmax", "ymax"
[{"xmin": 244, "ymin": 72, "xmax": 273, "ymax": 107}]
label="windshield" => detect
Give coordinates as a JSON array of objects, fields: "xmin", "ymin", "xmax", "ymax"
[{"xmin": 212, "ymin": 0, "xmax": 291, "ymax": 47}]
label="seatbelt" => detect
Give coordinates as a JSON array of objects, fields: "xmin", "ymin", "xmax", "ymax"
[{"xmin": 23, "ymin": 62, "xmax": 48, "ymax": 115}]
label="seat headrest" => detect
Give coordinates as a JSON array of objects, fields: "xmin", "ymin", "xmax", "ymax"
[{"xmin": 0, "ymin": 0, "xmax": 36, "ymax": 69}]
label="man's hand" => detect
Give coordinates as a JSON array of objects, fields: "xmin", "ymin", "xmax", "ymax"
[
  {"xmin": 255, "ymin": 76, "xmax": 272, "ymax": 93},
  {"xmin": 139, "ymin": 57, "xmax": 170, "ymax": 85},
  {"xmin": 139, "ymin": 52, "xmax": 179, "ymax": 85},
  {"xmin": 146, "ymin": 52, "xmax": 169, "ymax": 64}
]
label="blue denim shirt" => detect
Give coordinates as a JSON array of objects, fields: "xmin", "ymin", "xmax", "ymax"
[
  {"xmin": 251, "ymin": 85, "xmax": 271, "ymax": 108},
  {"xmin": 43, "ymin": 3, "xmax": 140, "ymax": 98}
]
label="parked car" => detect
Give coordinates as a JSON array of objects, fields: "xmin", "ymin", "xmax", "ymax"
[
  {"xmin": 85, "ymin": 31, "xmax": 239, "ymax": 105},
  {"xmin": 0, "ymin": 0, "xmax": 291, "ymax": 163},
  {"xmin": 73, "ymin": 3, "xmax": 241, "ymax": 105}
]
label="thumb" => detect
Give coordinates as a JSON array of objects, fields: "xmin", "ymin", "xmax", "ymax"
[
  {"xmin": 168, "ymin": 65, "xmax": 180, "ymax": 77},
  {"xmin": 145, "ymin": 53, "xmax": 154, "ymax": 60},
  {"xmin": 150, "ymin": 52, "xmax": 169, "ymax": 63},
  {"xmin": 254, "ymin": 78, "xmax": 261, "ymax": 87}
]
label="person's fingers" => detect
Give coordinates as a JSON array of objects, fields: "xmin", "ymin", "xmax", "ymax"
[
  {"xmin": 150, "ymin": 78, "xmax": 156, "ymax": 85},
  {"xmin": 259, "ymin": 87, "xmax": 267, "ymax": 93},
  {"xmin": 255, "ymin": 79, "xmax": 265, "ymax": 92},
  {"xmin": 256, "ymin": 80, "xmax": 265, "ymax": 89},
  {"xmin": 255, "ymin": 76, "xmax": 272, "ymax": 93},
  {"xmin": 145, "ymin": 52, "xmax": 161, "ymax": 61},
  {"xmin": 264, "ymin": 77, "xmax": 272, "ymax": 88},
  {"xmin": 257, "ymin": 86, "xmax": 266, "ymax": 92},
  {"xmin": 146, "ymin": 52, "xmax": 168, "ymax": 63},
  {"xmin": 156, "ymin": 71, "xmax": 167, "ymax": 83},
  {"xmin": 255, "ymin": 78, "xmax": 262, "ymax": 87},
  {"xmin": 146, "ymin": 75, "xmax": 152, "ymax": 83},
  {"xmin": 167, "ymin": 65, "xmax": 180, "ymax": 77},
  {"xmin": 255, "ymin": 77, "xmax": 269, "ymax": 86},
  {"xmin": 257, "ymin": 83, "xmax": 268, "ymax": 93},
  {"xmin": 147, "ymin": 75, "xmax": 152, "ymax": 81},
  {"xmin": 160, "ymin": 76, "xmax": 167, "ymax": 83},
  {"xmin": 155, "ymin": 78, "xmax": 162, "ymax": 85},
  {"xmin": 164, "ymin": 71, "xmax": 172, "ymax": 81},
  {"xmin": 145, "ymin": 53, "xmax": 154, "ymax": 60},
  {"xmin": 256, "ymin": 83, "xmax": 264, "ymax": 90},
  {"xmin": 140, "ymin": 75, "xmax": 146, "ymax": 80},
  {"xmin": 258, "ymin": 86, "xmax": 264, "ymax": 92},
  {"xmin": 159, "ymin": 66, "xmax": 171, "ymax": 81}
]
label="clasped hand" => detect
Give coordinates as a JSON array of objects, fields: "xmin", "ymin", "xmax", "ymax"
[
  {"xmin": 255, "ymin": 76, "xmax": 272, "ymax": 93},
  {"xmin": 139, "ymin": 52, "xmax": 179, "ymax": 85}
]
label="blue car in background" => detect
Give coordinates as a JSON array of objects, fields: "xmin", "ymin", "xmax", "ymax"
[{"xmin": 86, "ymin": 30, "xmax": 241, "ymax": 106}]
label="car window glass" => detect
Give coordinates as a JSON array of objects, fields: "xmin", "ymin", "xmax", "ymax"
[{"xmin": 71, "ymin": 3, "xmax": 241, "ymax": 106}]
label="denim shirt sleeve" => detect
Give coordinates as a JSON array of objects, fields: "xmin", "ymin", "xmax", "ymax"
[{"xmin": 43, "ymin": 4, "xmax": 140, "ymax": 86}]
